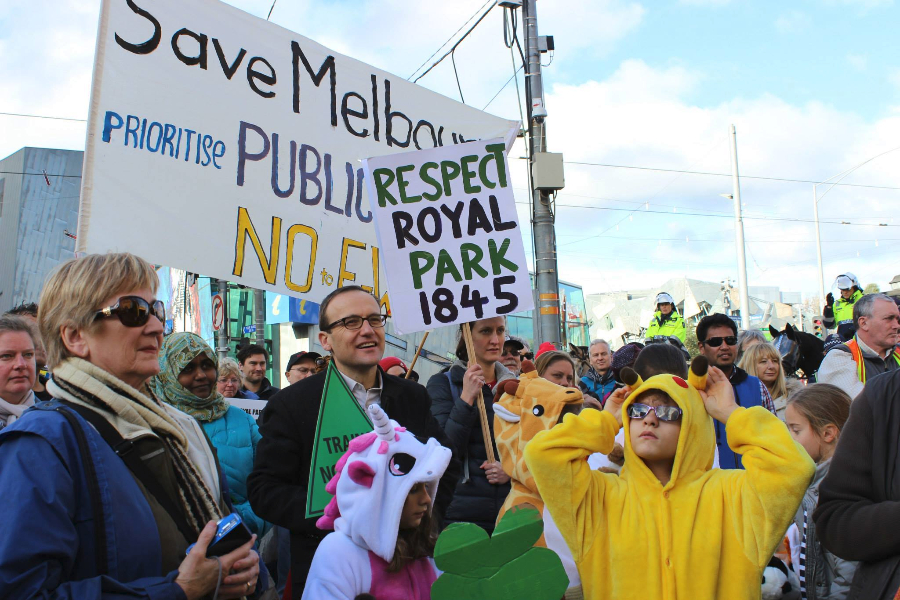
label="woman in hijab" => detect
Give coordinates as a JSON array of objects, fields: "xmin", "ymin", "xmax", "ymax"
[{"xmin": 153, "ymin": 332, "xmax": 271, "ymax": 537}]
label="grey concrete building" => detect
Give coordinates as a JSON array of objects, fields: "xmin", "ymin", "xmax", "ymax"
[{"xmin": 0, "ymin": 147, "xmax": 82, "ymax": 312}]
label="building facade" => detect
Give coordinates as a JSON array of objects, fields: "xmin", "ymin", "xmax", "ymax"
[{"xmin": 0, "ymin": 148, "xmax": 82, "ymax": 312}]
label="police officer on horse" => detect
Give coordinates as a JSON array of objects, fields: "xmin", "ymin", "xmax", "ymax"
[{"xmin": 823, "ymin": 272, "xmax": 863, "ymax": 340}]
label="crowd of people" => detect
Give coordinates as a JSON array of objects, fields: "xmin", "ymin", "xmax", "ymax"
[{"xmin": 0, "ymin": 253, "xmax": 898, "ymax": 600}]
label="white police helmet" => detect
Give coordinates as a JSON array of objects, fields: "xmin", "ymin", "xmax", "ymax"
[
  {"xmin": 656, "ymin": 292, "xmax": 675, "ymax": 306},
  {"xmin": 833, "ymin": 273, "xmax": 860, "ymax": 291}
]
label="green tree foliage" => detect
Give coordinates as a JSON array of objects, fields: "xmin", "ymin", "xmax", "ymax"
[
  {"xmin": 864, "ymin": 283, "xmax": 881, "ymax": 295},
  {"xmin": 684, "ymin": 325, "xmax": 699, "ymax": 358}
]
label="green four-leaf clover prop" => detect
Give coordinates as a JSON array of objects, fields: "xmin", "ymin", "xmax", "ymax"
[{"xmin": 432, "ymin": 505, "xmax": 569, "ymax": 600}]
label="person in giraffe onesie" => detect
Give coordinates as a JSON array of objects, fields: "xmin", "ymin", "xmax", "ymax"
[{"xmin": 493, "ymin": 360, "xmax": 586, "ymax": 599}]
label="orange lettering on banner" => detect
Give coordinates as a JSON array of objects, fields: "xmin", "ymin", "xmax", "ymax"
[{"xmin": 233, "ymin": 207, "xmax": 281, "ymax": 284}]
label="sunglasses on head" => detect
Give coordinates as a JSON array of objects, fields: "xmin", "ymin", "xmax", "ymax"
[
  {"xmin": 627, "ymin": 403, "xmax": 683, "ymax": 422},
  {"xmin": 703, "ymin": 336, "xmax": 738, "ymax": 348},
  {"xmin": 94, "ymin": 296, "xmax": 165, "ymax": 328}
]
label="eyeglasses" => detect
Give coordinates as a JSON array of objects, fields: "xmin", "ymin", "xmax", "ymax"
[
  {"xmin": 94, "ymin": 296, "xmax": 165, "ymax": 328},
  {"xmin": 501, "ymin": 348, "xmax": 522, "ymax": 357},
  {"xmin": 703, "ymin": 336, "xmax": 738, "ymax": 348},
  {"xmin": 324, "ymin": 314, "xmax": 388, "ymax": 331},
  {"xmin": 217, "ymin": 377, "xmax": 241, "ymax": 385},
  {"xmin": 290, "ymin": 366, "xmax": 315, "ymax": 376},
  {"xmin": 627, "ymin": 403, "xmax": 683, "ymax": 422}
]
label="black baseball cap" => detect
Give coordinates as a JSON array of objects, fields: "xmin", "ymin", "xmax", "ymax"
[
  {"xmin": 503, "ymin": 336, "xmax": 527, "ymax": 352},
  {"xmin": 286, "ymin": 351, "xmax": 322, "ymax": 371}
]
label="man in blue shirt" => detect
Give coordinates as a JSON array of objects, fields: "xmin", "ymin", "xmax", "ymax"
[{"xmin": 696, "ymin": 314, "xmax": 776, "ymax": 469}]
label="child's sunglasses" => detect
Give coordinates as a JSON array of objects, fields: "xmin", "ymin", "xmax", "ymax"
[
  {"xmin": 627, "ymin": 403, "xmax": 683, "ymax": 422},
  {"xmin": 94, "ymin": 296, "xmax": 166, "ymax": 327}
]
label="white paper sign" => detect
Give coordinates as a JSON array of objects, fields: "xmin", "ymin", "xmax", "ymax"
[
  {"xmin": 227, "ymin": 397, "xmax": 268, "ymax": 421},
  {"xmin": 362, "ymin": 139, "xmax": 533, "ymax": 334},
  {"xmin": 78, "ymin": 0, "xmax": 518, "ymax": 307}
]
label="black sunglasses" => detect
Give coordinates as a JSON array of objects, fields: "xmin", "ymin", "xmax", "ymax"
[
  {"xmin": 324, "ymin": 314, "xmax": 388, "ymax": 332},
  {"xmin": 627, "ymin": 403, "xmax": 683, "ymax": 422},
  {"xmin": 703, "ymin": 336, "xmax": 738, "ymax": 348},
  {"xmin": 94, "ymin": 296, "xmax": 165, "ymax": 328}
]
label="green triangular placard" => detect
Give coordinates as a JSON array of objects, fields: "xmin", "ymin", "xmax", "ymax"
[{"xmin": 305, "ymin": 362, "xmax": 373, "ymax": 519}]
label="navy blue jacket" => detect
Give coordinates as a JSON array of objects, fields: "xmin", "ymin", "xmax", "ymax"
[
  {"xmin": 715, "ymin": 368, "xmax": 766, "ymax": 469},
  {"xmin": 0, "ymin": 400, "xmax": 187, "ymax": 599}
]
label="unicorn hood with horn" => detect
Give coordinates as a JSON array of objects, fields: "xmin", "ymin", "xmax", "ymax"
[{"xmin": 315, "ymin": 403, "xmax": 452, "ymax": 563}]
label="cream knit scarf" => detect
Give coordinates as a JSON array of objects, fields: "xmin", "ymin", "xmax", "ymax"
[{"xmin": 48, "ymin": 357, "xmax": 221, "ymax": 537}]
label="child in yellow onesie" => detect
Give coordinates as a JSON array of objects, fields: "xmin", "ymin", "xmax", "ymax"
[{"xmin": 524, "ymin": 358, "xmax": 814, "ymax": 600}]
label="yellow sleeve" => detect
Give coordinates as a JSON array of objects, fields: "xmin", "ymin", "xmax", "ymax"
[
  {"xmin": 646, "ymin": 320, "xmax": 659, "ymax": 338},
  {"xmin": 723, "ymin": 406, "xmax": 815, "ymax": 567},
  {"xmin": 524, "ymin": 409, "xmax": 620, "ymax": 561}
]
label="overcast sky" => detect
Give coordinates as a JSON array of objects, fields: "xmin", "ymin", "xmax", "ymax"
[{"xmin": 2, "ymin": 0, "xmax": 899, "ymax": 299}]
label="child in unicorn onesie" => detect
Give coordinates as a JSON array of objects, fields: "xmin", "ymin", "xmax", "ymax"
[{"xmin": 302, "ymin": 404, "xmax": 452, "ymax": 600}]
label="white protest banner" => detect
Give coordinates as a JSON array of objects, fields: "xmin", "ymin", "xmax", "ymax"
[
  {"xmin": 362, "ymin": 139, "xmax": 533, "ymax": 334},
  {"xmin": 78, "ymin": 0, "xmax": 518, "ymax": 307},
  {"xmin": 227, "ymin": 397, "xmax": 267, "ymax": 421}
]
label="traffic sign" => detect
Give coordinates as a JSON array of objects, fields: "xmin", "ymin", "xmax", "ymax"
[
  {"xmin": 211, "ymin": 293, "xmax": 224, "ymax": 331},
  {"xmin": 243, "ymin": 325, "xmax": 257, "ymax": 334}
]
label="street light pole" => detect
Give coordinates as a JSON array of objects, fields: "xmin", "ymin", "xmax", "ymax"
[
  {"xmin": 729, "ymin": 125, "xmax": 751, "ymax": 331},
  {"xmin": 812, "ymin": 184, "xmax": 826, "ymax": 306}
]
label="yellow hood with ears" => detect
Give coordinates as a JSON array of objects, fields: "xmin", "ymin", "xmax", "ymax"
[{"xmin": 618, "ymin": 362, "xmax": 716, "ymax": 488}]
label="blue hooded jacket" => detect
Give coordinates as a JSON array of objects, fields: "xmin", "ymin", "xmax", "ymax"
[{"xmin": 0, "ymin": 401, "xmax": 267, "ymax": 599}]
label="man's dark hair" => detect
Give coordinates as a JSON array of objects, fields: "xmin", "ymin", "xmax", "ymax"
[
  {"xmin": 634, "ymin": 344, "xmax": 688, "ymax": 379},
  {"xmin": 696, "ymin": 313, "xmax": 737, "ymax": 343},
  {"xmin": 238, "ymin": 344, "xmax": 269, "ymax": 365},
  {"xmin": 318, "ymin": 285, "xmax": 377, "ymax": 331},
  {"xmin": 6, "ymin": 302, "xmax": 38, "ymax": 318}
]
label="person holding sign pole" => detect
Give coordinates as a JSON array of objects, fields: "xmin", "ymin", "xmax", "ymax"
[
  {"xmin": 248, "ymin": 286, "xmax": 460, "ymax": 600},
  {"xmin": 427, "ymin": 317, "xmax": 515, "ymax": 534}
]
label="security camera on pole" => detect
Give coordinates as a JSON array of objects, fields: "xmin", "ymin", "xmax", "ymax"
[{"xmin": 522, "ymin": 0, "xmax": 564, "ymax": 346}]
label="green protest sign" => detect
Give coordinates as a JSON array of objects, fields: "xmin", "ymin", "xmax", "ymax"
[{"xmin": 305, "ymin": 362, "xmax": 373, "ymax": 519}]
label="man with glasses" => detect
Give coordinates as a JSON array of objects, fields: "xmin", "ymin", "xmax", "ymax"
[
  {"xmin": 284, "ymin": 351, "xmax": 321, "ymax": 385},
  {"xmin": 696, "ymin": 313, "xmax": 776, "ymax": 469},
  {"xmin": 247, "ymin": 286, "xmax": 460, "ymax": 599}
]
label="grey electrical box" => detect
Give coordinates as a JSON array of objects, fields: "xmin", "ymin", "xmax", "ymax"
[
  {"xmin": 531, "ymin": 152, "xmax": 565, "ymax": 191},
  {"xmin": 537, "ymin": 35, "xmax": 555, "ymax": 53}
]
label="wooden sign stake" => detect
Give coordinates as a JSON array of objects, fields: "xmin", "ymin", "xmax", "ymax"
[
  {"xmin": 405, "ymin": 331, "xmax": 430, "ymax": 379},
  {"xmin": 462, "ymin": 322, "xmax": 496, "ymax": 464}
]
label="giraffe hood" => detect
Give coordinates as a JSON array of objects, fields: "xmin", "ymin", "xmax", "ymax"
[
  {"xmin": 316, "ymin": 404, "xmax": 452, "ymax": 562},
  {"xmin": 494, "ymin": 364, "xmax": 584, "ymax": 508}
]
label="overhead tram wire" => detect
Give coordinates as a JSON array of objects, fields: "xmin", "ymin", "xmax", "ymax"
[
  {"xmin": 512, "ymin": 200, "xmax": 900, "ymax": 228},
  {"xmin": 0, "ymin": 112, "xmax": 86, "ymax": 122},
  {"xmin": 554, "ymin": 159, "xmax": 900, "ymax": 191},
  {"xmin": 559, "ymin": 135, "xmax": 729, "ymax": 248},
  {"xmin": 410, "ymin": 0, "xmax": 498, "ymax": 83},
  {"xmin": 408, "ymin": 0, "xmax": 494, "ymax": 81}
]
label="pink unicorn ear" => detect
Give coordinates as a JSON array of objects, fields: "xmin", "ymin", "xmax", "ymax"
[{"xmin": 347, "ymin": 460, "xmax": 376, "ymax": 488}]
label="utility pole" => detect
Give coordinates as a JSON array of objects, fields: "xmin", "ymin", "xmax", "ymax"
[
  {"xmin": 523, "ymin": 0, "xmax": 561, "ymax": 346},
  {"xmin": 729, "ymin": 125, "xmax": 751, "ymax": 331},
  {"xmin": 253, "ymin": 288, "xmax": 266, "ymax": 346}
]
